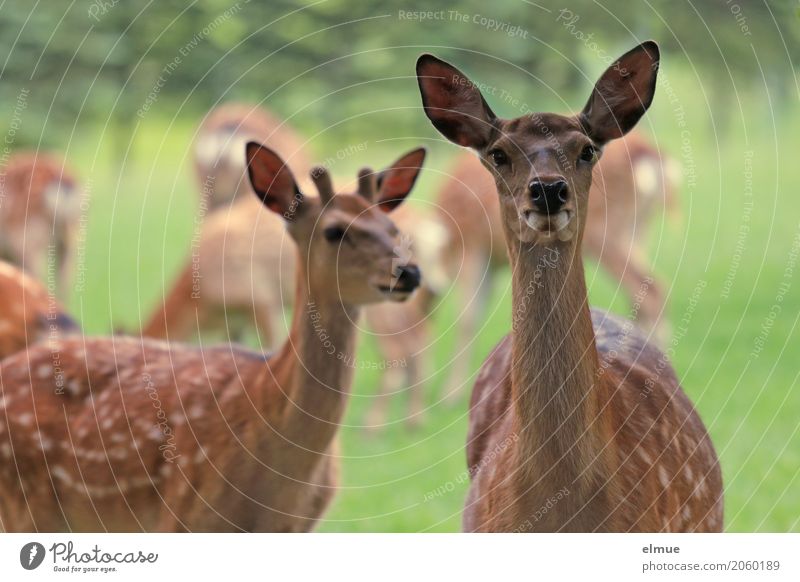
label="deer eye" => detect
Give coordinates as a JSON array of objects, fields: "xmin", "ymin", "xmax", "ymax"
[
  {"xmin": 489, "ymin": 149, "xmax": 509, "ymax": 167},
  {"xmin": 579, "ymin": 144, "xmax": 597, "ymax": 164},
  {"xmin": 323, "ymin": 226, "xmax": 346, "ymax": 242}
]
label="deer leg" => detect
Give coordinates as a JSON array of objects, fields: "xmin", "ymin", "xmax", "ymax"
[
  {"xmin": 364, "ymin": 362, "xmax": 405, "ymax": 433},
  {"xmin": 592, "ymin": 245, "xmax": 667, "ymax": 345},
  {"xmin": 252, "ymin": 302, "xmax": 279, "ymax": 351},
  {"xmin": 55, "ymin": 226, "xmax": 76, "ymax": 300},
  {"xmin": 405, "ymin": 346, "xmax": 428, "ymax": 429},
  {"xmin": 443, "ymin": 253, "xmax": 492, "ymax": 405}
]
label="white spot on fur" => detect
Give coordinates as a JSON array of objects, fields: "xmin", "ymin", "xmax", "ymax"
[
  {"xmin": 658, "ymin": 466, "xmax": 670, "ymax": 489},
  {"xmin": 638, "ymin": 448, "xmax": 653, "ymax": 465},
  {"xmin": 110, "ymin": 432, "xmax": 127, "ymax": 444},
  {"xmin": 188, "ymin": 404, "xmax": 204, "ymax": 420},
  {"xmin": 169, "ymin": 412, "xmax": 185, "ymax": 426},
  {"xmin": 17, "ymin": 413, "xmax": 33, "ymax": 427},
  {"xmin": 66, "ymin": 380, "xmax": 82, "ymax": 396},
  {"xmin": 51, "ymin": 465, "xmax": 72, "ymax": 485},
  {"xmin": 37, "ymin": 364, "xmax": 53, "ymax": 379},
  {"xmin": 148, "ymin": 426, "xmax": 164, "ymax": 442}
]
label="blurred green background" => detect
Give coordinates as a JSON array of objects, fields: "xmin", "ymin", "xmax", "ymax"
[{"xmin": 1, "ymin": 0, "xmax": 799, "ymax": 531}]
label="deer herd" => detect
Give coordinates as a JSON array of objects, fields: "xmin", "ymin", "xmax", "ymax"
[{"xmin": 0, "ymin": 42, "xmax": 723, "ymax": 532}]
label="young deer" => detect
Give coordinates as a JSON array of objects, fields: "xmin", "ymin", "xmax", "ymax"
[
  {"xmin": 0, "ymin": 152, "xmax": 80, "ymax": 298},
  {"xmin": 142, "ymin": 104, "xmax": 310, "ymax": 344},
  {"xmin": 417, "ymin": 42, "xmax": 723, "ymax": 531},
  {"xmin": 0, "ymin": 260, "xmax": 77, "ymax": 360},
  {"xmin": 0, "ymin": 144, "xmax": 424, "ymax": 532}
]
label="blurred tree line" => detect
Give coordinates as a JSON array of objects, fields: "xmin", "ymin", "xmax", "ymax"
[{"xmin": 0, "ymin": 0, "xmax": 796, "ymax": 149}]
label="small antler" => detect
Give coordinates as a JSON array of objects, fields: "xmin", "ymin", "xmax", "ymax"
[
  {"xmin": 310, "ymin": 166, "xmax": 335, "ymax": 203},
  {"xmin": 357, "ymin": 167, "xmax": 376, "ymax": 201}
]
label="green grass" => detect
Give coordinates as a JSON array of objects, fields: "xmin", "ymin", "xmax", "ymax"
[{"xmin": 60, "ymin": 76, "xmax": 800, "ymax": 532}]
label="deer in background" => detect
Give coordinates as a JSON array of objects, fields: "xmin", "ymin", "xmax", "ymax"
[
  {"xmin": 142, "ymin": 103, "xmax": 311, "ymax": 344},
  {"xmin": 193, "ymin": 102, "xmax": 312, "ymax": 209},
  {"xmin": 0, "ymin": 143, "xmax": 425, "ymax": 532},
  {"xmin": 0, "ymin": 152, "xmax": 81, "ymax": 298},
  {"xmin": 417, "ymin": 42, "xmax": 722, "ymax": 531},
  {"xmin": 364, "ymin": 132, "xmax": 680, "ymax": 428},
  {"xmin": 0, "ymin": 260, "xmax": 77, "ymax": 360}
]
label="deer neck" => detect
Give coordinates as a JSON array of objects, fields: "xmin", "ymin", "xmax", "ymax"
[
  {"xmin": 274, "ymin": 264, "xmax": 360, "ymax": 451},
  {"xmin": 506, "ymin": 240, "xmax": 608, "ymax": 493}
]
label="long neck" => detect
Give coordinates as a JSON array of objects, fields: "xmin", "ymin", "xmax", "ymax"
[
  {"xmin": 506, "ymin": 240, "xmax": 608, "ymax": 491},
  {"xmin": 273, "ymin": 264, "xmax": 360, "ymax": 451}
]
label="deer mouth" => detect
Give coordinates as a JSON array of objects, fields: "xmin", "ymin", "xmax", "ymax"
[
  {"xmin": 376, "ymin": 284, "xmax": 416, "ymax": 300},
  {"xmin": 522, "ymin": 209, "xmax": 574, "ymax": 241}
]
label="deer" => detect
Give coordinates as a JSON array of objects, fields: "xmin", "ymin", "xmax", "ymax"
[
  {"xmin": 193, "ymin": 102, "xmax": 312, "ymax": 209},
  {"xmin": 416, "ymin": 41, "xmax": 723, "ymax": 531},
  {"xmin": 142, "ymin": 103, "xmax": 311, "ymax": 344},
  {"xmin": 0, "ymin": 260, "xmax": 77, "ymax": 361},
  {"xmin": 0, "ymin": 143, "xmax": 425, "ymax": 532},
  {"xmin": 364, "ymin": 131, "xmax": 679, "ymax": 428},
  {"xmin": 0, "ymin": 152, "xmax": 81, "ymax": 299}
]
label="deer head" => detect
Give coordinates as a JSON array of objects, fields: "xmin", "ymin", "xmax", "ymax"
[
  {"xmin": 416, "ymin": 42, "xmax": 659, "ymax": 247},
  {"xmin": 245, "ymin": 143, "xmax": 426, "ymax": 304}
]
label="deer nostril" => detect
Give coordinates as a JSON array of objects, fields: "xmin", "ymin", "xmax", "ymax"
[{"xmin": 555, "ymin": 181, "xmax": 568, "ymax": 204}]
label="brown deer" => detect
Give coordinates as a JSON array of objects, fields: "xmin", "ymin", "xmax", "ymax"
[
  {"xmin": 193, "ymin": 102, "xmax": 312, "ymax": 209},
  {"xmin": 0, "ymin": 260, "xmax": 77, "ymax": 360},
  {"xmin": 0, "ymin": 144, "xmax": 425, "ymax": 532},
  {"xmin": 417, "ymin": 42, "xmax": 723, "ymax": 531},
  {"xmin": 0, "ymin": 152, "xmax": 81, "ymax": 298},
  {"xmin": 364, "ymin": 132, "xmax": 679, "ymax": 427},
  {"xmin": 142, "ymin": 103, "xmax": 310, "ymax": 344}
]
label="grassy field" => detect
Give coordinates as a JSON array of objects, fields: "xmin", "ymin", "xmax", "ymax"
[{"xmin": 58, "ymin": 67, "xmax": 800, "ymax": 532}]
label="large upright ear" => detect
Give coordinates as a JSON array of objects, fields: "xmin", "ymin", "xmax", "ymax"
[
  {"xmin": 374, "ymin": 147, "xmax": 426, "ymax": 212},
  {"xmin": 245, "ymin": 141, "xmax": 303, "ymax": 218},
  {"xmin": 580, "ymin": 41, "xmax": 660, "ymax": 144},
  {"xmin": 416, "ymin": 54, "xmax": 496, "ymax": 149}
]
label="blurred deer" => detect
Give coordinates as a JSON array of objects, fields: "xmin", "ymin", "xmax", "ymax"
[
  {"xmin": 0, "ymin": 144, "xmax": 425, "ymax": 532},
  {"xmin": 142, "ymin": 103, "xmax": 311, "ymax": 344},
  {"xmin": 0, "ymin": 152, "xmax": 81, "ymax": 298},
  {"xmin": 364, "ymin": 131, "xmax": 680, "ymax": 427},
  {"xmin": 417, "ymin": 42, "xmax": 721, "ymax": 531},
  {"xmin": 194, "ymin": 102, "xmax": 311, "ymax": 209},
  {"xmin": 0, "ymin": 260, "xmax": 77, "ymax": 360}
]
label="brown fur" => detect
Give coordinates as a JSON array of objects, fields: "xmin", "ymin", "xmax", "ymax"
[
  {"xmin": 417, "ymin": 43, "xmax": 722, "ymax": 532},
  {"xmin": 0, "ymin": 152, "xmax": 80, "ymax": 297},
  {"xmin": 0, "ymin": 261, "xmax": 77, "ymax": 361},
  {"xmin": 0, "ymin": 146, "xmax": 424, "ymax": 532}
]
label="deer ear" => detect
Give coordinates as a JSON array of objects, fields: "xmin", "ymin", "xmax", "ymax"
[
  {"xmin": 245, "ymin": 141, "xmax": 303, "ymax": 218},
  {"xmin": 375, "ymin": 147, "xmax": 426, "ymax": 212},
  {"xmin": 416, "ymin": 54, "xmax": 496, "ymax": 149},
  {"xmin": 580, "ymin": 41, "xmax": 659, "ymax": 144}
]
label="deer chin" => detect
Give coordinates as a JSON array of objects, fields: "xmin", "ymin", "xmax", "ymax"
[
  {"xmin": 521, "ymin": 209, "xmax": 575, "ymax": 243},
  {"xmin": 374, "ymin": 283, "xmax": 415, "ymax": 302}
]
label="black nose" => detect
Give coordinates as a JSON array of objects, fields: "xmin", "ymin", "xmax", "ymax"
[
  {"xmin": 395, "ymin": 264, "xmax": 421, "ymax": 290},
  {"xmin": 529, "ymin": 179, "xmax": 569, "ymax": 215}
]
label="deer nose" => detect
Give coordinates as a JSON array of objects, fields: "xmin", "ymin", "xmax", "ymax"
[
  {"xmin": 395, "ymin": 264, "xmax": 421, "ymax": 290},
  {"xmin": 529, "ymin": 178, "xmax": 569, "ymax": 215}
]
